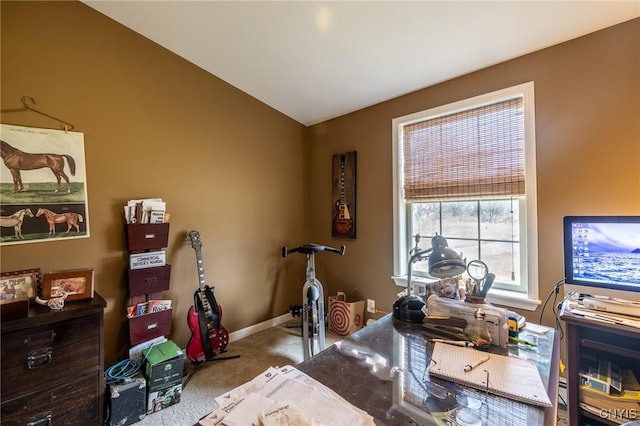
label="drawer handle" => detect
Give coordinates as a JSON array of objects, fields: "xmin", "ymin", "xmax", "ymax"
[
  {"xmin": 27, "ymin": 348, "xmax": 52, "ymax": 369},
  {"xmin": 144, "ymin": 277, "xmax": 158, "ymax": 283},
  {"xmin": 27, "ymin": 412, "xmax": 52, "ymax": 426},
  {"xmin": 147, "ymin": 322, "xmax": 158, "ymax": 330},
  {"xmin": 144, "ymin": 233, "xmax": 156, "ymax": 239}
]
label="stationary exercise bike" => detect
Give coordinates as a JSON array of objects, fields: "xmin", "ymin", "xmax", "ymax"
[{"xmin": 282, "ymin": 243, "xmax": 346, "ymax": 360}]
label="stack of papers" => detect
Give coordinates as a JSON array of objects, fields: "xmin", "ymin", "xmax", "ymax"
[
  {"xmin": 198, "ymin": 365, "xmax": 374, "ymax": 426},
  {"xmin": 565, "ymin": 302, "xmax": 640, "ymax": 329},
  {"xmin": 124, "ymin": 198, "xmax": 168, "ymax": 224}
]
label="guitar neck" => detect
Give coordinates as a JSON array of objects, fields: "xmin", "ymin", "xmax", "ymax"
[
  {"xmin": 340, "ymin": 155, "xmax": 346, "ymax": 204},
  {"xmin": 195, "ymin": 250, "xmax": 207, "ymax": 291}
]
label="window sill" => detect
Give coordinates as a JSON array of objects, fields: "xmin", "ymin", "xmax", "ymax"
[
  {"xmin": 485, "ymin": 289, "xmax": 540, "ymax": 311},
  {"xmin": 391, "ymin": 276, "xmax": 540, "ymax": 311},
  {"xmin": 391, "ymin": 275, "xmax": 438, "ymax": 294}
]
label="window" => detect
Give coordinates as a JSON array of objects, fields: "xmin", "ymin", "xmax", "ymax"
[{"xmin": 392, "ymin": 82, "xmax": 540, "ymax": 311}]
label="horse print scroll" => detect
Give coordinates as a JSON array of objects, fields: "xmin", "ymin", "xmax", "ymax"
[{"xmin": 0, "ymin": 124, "xmax": 89, "ymax": 246}]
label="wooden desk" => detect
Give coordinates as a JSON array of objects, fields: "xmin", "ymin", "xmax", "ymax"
[{"xmin": 298, "ymin": 313, "xmax": 559, "ymax": 425}]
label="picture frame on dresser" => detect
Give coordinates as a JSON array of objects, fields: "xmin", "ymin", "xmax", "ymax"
[
  {"xmin": 0, "ymin": 268, "xmax": 40, "ymax": 301},
  {"xmin": 42, "ymin": 268, "xmax": 94, "ymax": 301}
]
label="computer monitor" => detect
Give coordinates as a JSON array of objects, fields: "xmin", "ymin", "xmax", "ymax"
[{"xmin": 563, "ymin": 216, "xmax": 640, "ymax": 303}]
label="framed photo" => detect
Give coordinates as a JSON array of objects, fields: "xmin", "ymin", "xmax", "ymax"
[
  {"xmin": 0, "ymin": 268, "xmax": 40, "ymax": 302},
  {"xmin": 43, "ymin": 268, "xmax": 94, "ymax": 302}
]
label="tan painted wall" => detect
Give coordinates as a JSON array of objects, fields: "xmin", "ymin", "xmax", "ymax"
[
  {"xmin": 1, "ymin": 1, "xmax": 308, "ymax": 367},
  {"xmin": 307, "ymin": 18, "xmax": 640, "ymax": 338},
  {"xmin": 2, "ymin": 1, "xmax": 638, "ymax": 370}
]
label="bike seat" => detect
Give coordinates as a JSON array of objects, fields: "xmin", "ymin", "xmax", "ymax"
[
  {"xmin": 295, "ymin": 244, "xmax": 327, "ymax": 254},
  {"xmin": 282, "ymin": 243, "xmax": 345, "ymax": 257}
]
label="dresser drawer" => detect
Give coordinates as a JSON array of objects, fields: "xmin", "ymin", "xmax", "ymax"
[
  {"xmin": 128, "ymin": 309, "xmax": 173, "ymax": 346},
  {"xmin": 128, "ymin": 265, "xmax": 171, "ymax": 296},
  {"xmin": 1, "ymin": 314, "xmax": 101, "ymax": 400},
  {"xmin": 0, "ymin": 370, "xmax": 101, "ymax": 426}
]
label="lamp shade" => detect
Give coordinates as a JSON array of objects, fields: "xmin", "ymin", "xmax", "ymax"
[
  {"xmin": 393, "ymin": 234, "xmax": 466, "ymax": 323},
  {"xmin": 428, "ymin": 246, "xmax": 467, "ymax": 278},
  {"xmin": 428, "ymin": 234, "xmax": 466, "ymax": 278}
]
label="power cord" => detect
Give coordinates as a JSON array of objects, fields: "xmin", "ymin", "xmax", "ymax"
[
  {"xmin": 104, "ymin": 358, "xmax": 142, "ymax": 384},
  {"xmin": 105, "ymin": 342, "xmax": 178, "ymax": 386},
  {"xmin": 539, "ymin": 279, "xmax": 565, "ymax": 340},
  {"xmin": 540, "ymin": 279, "xmax": 568, "ymax": 424}
]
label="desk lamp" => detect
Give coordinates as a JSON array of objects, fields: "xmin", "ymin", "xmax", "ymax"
[{"xmin": 393, "ymin": 234, "xmax": 466, "ymax": 323}]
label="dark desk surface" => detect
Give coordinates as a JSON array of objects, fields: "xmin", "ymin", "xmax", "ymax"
[{"xmin": 298, "ymin": 314, "xmax": 559, "ymax": 426}]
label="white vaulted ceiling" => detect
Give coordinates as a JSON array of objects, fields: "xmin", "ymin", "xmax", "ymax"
[{"xmin": 82, "ymin": 1, "xmax": 639, "ymax": 126}]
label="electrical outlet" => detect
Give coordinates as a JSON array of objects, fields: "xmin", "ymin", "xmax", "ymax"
[{"xmin": 367, "ymin": 299, "xmax": 376, "ymax": 314}]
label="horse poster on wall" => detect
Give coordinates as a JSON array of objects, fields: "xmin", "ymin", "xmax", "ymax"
[{"xmin": 0, "ymin": 124, "xmax": 89, "ymax": 246}]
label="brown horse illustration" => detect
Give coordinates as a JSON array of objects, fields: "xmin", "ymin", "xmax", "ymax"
[
  {"xmin": 0, "ymin": 140, "xmax": 76, "ymax": 193},
  {"xmin": 0, "ymin": 208, "xmax": 34, "ymax": 239},
  {"xmin": 36, "ymin": 208, "xmax": 83, "ymax": 234}
]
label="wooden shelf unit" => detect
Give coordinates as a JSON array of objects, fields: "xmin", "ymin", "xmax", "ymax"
[
  {"xmin": 126, "ymin": 223, "xmax": 172, "ymax": 346},
  {"xmin": 560, "ymin": 305, "xmax": 640, "ymax": 426}
]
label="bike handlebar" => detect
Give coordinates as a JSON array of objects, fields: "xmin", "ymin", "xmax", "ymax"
[{"xmin": 282, "ymin": 243, "xmax": 346, "ymax": 258}]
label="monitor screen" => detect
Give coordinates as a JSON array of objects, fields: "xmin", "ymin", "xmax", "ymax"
[{"xmin": 563, "ymin": 216, "xmax": 640, "ymax": 302}]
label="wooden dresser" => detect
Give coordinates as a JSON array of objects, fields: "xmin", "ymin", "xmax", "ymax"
[{"xmin": 1, "ymin": 292, "xmax": 106, "ymax": 426}]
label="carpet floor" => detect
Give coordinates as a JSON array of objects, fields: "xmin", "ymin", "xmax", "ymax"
[{"xmin": 133, "ymin": 324, "xmax": 341, "ymax": 426}]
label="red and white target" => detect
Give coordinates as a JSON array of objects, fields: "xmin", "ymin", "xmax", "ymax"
[{"xmin": 329, "ymin": 297, "xmax": 362, "ymax": 336}]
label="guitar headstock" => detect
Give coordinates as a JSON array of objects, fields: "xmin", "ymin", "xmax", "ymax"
[{"xmin": 189, "ymin": 230, "xmax": 202, "ymax": 251}]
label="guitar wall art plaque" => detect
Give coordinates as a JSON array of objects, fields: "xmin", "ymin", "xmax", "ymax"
[{"xmin": 332, "ymin": 151, "xmax": 356, "ymax": 239}]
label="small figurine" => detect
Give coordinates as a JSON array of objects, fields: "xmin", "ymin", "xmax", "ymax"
[{"xmin": 35, "ymin": 291, "xmax": 68, "ymax": 310}]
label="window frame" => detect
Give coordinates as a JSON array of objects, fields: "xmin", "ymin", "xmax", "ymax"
[
  {"xmin": 391, "ymin": 82, "xmax": 540, "ymax": 311},
  {"xmin": 406, "ymin": 198, "xmax": 527, "ymax": 292}
]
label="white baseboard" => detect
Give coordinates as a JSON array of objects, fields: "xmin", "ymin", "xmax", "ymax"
[{"xmin": 228, "ymin": 313, "xmax": 292, "ymax": 342}]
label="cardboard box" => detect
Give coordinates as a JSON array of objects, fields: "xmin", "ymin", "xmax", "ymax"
[
  {"xmin": 146, "ymin": 383, "xmax": 182, "ymax": 414},
  {"xmin": 142, "ymin": 340, "xmax": 184, "ymax": 391},
  {"xmin": 107, "ymin": 374, "xmax": 147, "ymax": 426}
]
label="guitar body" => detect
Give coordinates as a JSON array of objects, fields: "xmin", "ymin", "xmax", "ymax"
[
  {"xmin": 186, "ymin": 300, "xmax": 229, "ymax": 363},
  {"xmin": 333, "ymin": 200, "xmax": 353, "ymax": 234},
  {"xmin": 186, "ymin": 230, "xmax": 230, "ymax": 363}
]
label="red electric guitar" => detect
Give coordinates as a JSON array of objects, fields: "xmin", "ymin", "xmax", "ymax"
[{"xmin": 186, "ymin": 230, "xmax": 229, "ymax": 363}]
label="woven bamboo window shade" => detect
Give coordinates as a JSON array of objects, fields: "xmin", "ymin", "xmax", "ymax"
[{"xmin": 403, "ymin": 97, "xmax": 525, "ymax": 201}]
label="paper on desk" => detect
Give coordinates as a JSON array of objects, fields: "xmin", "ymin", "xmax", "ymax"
[
  {"xmin": 260, "ymin": 400, "xmax": 312, "ymax": 426},
  {"xmin": 274, "ymin": 366, "xmax": 374, "ymax": 425},
  {"xmin": 199, "ymin": 366, "xmax": 374, "ymax": 426},
  {"xmin": 221, "ymin": 393, "xmax": 274, "ymax": 426},
  {"xmin": 214, "ymin": 366, "xmax": 279, "ymax": 406},
  {"xmin": 567, "ymin": 304, "xmax": 640, "ymax": 329},
  {"xmin": 523, "ymin": 323, "xmax": 549, "ymax": 335},
  {"xmin": 258, "ymin": 376, "xmax": 362, "ymax": 425}
]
